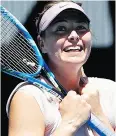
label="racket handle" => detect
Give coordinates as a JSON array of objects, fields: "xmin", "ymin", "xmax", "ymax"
[{"xmin": 88, "ymin": 114, "xmax": 115, "ymax": 136}]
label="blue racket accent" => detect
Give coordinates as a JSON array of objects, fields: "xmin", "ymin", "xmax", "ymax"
[
  {"xmin": 87, "ymin": 115, "xmax": 115, "ymax": 136},
  {"xmin": 0, "ymin": 5, "xmax": 115, "ymax": 136},
  {"xmin": 0, "ymin": 5, "xmax": 43, "ymax": 77}
]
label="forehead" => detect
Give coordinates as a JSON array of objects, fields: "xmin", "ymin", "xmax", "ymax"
[{"xmin": 51, "ymin": 9, "xmax": 88, "ymax": 24}]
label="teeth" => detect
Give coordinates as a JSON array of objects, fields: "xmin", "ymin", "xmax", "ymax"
[{"xmin": 64, "ymin": 46, "xmax": 82, "ymax": 52}]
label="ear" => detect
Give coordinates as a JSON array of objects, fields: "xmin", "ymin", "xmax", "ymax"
[{"xmin": 37, "ymin": 35, "xmax": 48, "ymax": 53}]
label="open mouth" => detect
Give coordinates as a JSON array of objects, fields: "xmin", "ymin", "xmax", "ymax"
[{"xmin": 63, "ymin": 45, "xmax": 83, "ymax": 52}]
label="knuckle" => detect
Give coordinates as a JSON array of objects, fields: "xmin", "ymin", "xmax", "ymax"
[
  {"xmin": 91, "ymin": 90, "xmax": 99, "ymax": 97},
  {"xmin": 81, "ymin": 99, "xmax": 88, "ymax": 107},
  {"xmin": 67, "ymin": 91, "xmax": 79, "ymax": 100},
  {"xmin": 68, "ymin": 90, "xmax": 77, "ymax": 96},
  {"xmin": 82, "ymin": 94, "xmax": 89, "ymax": 100},
  {"xmin": 74, "ymin": 94, "xmax": 81, "ymax": 100}
]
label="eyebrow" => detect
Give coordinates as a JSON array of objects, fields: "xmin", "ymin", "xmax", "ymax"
[
  {"xmin": 52, "ymin": 19, "xmax": 88, "ymax": 25},
  {"xmin": 52, "ymin": 19, "xmax": 68, "ymax": 25}
]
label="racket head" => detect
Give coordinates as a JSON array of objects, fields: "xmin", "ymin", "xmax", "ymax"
[{"xmin": 0, "ymin": 5, "xmax": 44, "ymax": 79}]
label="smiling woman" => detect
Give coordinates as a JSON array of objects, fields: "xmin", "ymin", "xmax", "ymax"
[
  {"xmin": 6, "ymin": 1, "xmax": 116, "ymax": 136},
  {"xmin": 40, "ymin": 9, "xmax": 91, "ymax": 67}
]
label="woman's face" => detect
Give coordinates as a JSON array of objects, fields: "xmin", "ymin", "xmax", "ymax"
[{"xmin": 41, "ymin": 10, "xmax": 92, "ymax": 67}]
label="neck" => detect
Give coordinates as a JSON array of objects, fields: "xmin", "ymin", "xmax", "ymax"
[{"xmin": 48, "ymin": 62, "xmax": 82, "ymax": 93}]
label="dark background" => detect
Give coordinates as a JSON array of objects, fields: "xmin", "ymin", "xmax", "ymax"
[{"xmin": 1, "ymin": 1, "xmax": 115, "ymax": 136}]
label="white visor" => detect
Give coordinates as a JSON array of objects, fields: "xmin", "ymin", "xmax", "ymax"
[{"xmin": 39, "ymin": 2, "xmax": 90, "ymax": 34}]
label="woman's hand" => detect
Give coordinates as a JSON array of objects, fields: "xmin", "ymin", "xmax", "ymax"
[
  {"xmin": 55, "ymin": 90, "xmax": 91, "ymax": 135},
  {"xmin": 81, "ymin": 84, "xmax": 103, "ymax": 116},
  {"xmin": 81, "ymin": 84, "xmax": 114, "ymax": 132}
]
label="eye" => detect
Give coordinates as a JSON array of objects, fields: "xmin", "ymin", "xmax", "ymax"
[
  {"xmin": 76, "ymin": 25, "xmax": 89, "ymax": 34},
  {"xmin": 56, "ymin": 26, "xmax": 67, "ymax": 34}
]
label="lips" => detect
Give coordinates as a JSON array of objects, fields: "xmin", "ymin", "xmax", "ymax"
[{"xmin": 63, "ymin": 45, "xmax": 83, "ymax": 52}]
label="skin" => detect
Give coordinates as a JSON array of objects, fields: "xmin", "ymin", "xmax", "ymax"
[
  {"xmin": 41, "ymin": 10, "xmax": 92, "ymax": 91},
  {"xmin": 8, "ymin": 10, "xmax": 114, "ymax": 136}
]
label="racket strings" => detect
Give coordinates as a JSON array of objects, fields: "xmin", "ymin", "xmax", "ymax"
[
  {"xmin": 1, "ymin": 17, "xmax": 29, "ymax": 72},
  {"xmin": 1, "ymin": 16, "xmax": 38, "ymax": 63},
  {"xmin": 1, "ymin": 12, "xmax": 66, "ymax": 96},
  {"xmin": 1, "ymin": 33, "xmax": 36, "ymax": 74},
  {"xmin": 1, "ymin": 43, "xmax": 34, "ymax": 74},
  {"xmin": 1, "ymin": 30, "xmax": 37, "ymax": 74},
  {"xmin": 0, "ymin": 15, "xmax": 61, "ymax": 91},
  {"xmin": 1, "ymin": 15, "xmax": 39, "ymax": 74}
]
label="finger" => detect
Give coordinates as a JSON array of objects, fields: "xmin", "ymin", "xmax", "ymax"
[
  {"xmin": 81, "ymin": 84, "xmax": 99, "ymax": 95},
  {"xmin": 67, "ymin": 90, "xmax": 77, "ymax": 96}
]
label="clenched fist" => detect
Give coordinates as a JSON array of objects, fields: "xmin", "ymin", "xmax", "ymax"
[{"xmin": 59, "ymin": 91, "xmax": 91, "ymax": 133}]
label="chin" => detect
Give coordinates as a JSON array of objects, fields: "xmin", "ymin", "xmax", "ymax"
[
  {"xmin": 62, "ymin": 53, "xmax": 88, "ymax": 63},
  {"xmin": 62, "ymin": 57, "xmax": 87, "ymax": 66}
]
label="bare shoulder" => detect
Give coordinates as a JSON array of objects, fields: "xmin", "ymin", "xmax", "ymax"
[{"xmin": 8, "ymin": 90, "xmax": 45, "ymax": 136}]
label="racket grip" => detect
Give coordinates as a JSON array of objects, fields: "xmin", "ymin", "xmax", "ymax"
[{"xmin": 87, "ymin": 114, "xmax": 115, "ymax": 136}]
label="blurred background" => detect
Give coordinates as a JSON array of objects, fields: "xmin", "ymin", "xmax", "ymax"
[{"xmin": 1, "ymin": 1, "xmax": 115, "ymax": 135}]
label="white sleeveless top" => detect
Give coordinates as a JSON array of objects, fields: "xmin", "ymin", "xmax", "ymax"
[{"xmin": 6, "ymin": 77, "xmax": 116, "ymax": 136}]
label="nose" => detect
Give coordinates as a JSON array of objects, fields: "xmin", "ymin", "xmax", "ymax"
[{"xmin": 68, "ymin": 30, "xmax": 79, "ymax": 43}]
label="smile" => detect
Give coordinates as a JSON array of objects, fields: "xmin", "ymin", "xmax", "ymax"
[{"xmin": 63, "ymin": 45, "xmax": 83, "ymax": 52}]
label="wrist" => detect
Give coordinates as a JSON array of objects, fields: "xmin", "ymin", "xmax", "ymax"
[{"xmin": 52, "ymin": 120, "xmax": 80, "ymax": 136}]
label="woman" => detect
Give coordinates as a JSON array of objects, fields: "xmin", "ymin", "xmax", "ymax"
[{"xmin": 7, "ymin": 1, "xmax": 115, "ymax": 136}]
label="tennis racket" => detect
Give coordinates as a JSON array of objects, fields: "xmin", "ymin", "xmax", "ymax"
[{"xmin": 0, "ymin": 5, "xmax": 115, "ymax": 136}]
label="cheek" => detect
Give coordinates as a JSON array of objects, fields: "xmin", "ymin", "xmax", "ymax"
[
  {"xmin": 82, "ymin": 32, "xmax": 92, "ymax": 60},
  {"xmin": 56, "ymin": 38, "xmax": 66, "ymax": 49},
  {"xmin": 81, "ymin": 32, "xmax": 92, "ymax": 48},
  {"xmin": 48, "ymin": 37, "xmax": 66, "ymax": 51},
  {"xmin": 44, "ymin": 37, "xmax": 55, "ymax": 51},
  {"xmin": 44, "ymin": 37, "xmax": 64, "ymax": 57}
]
